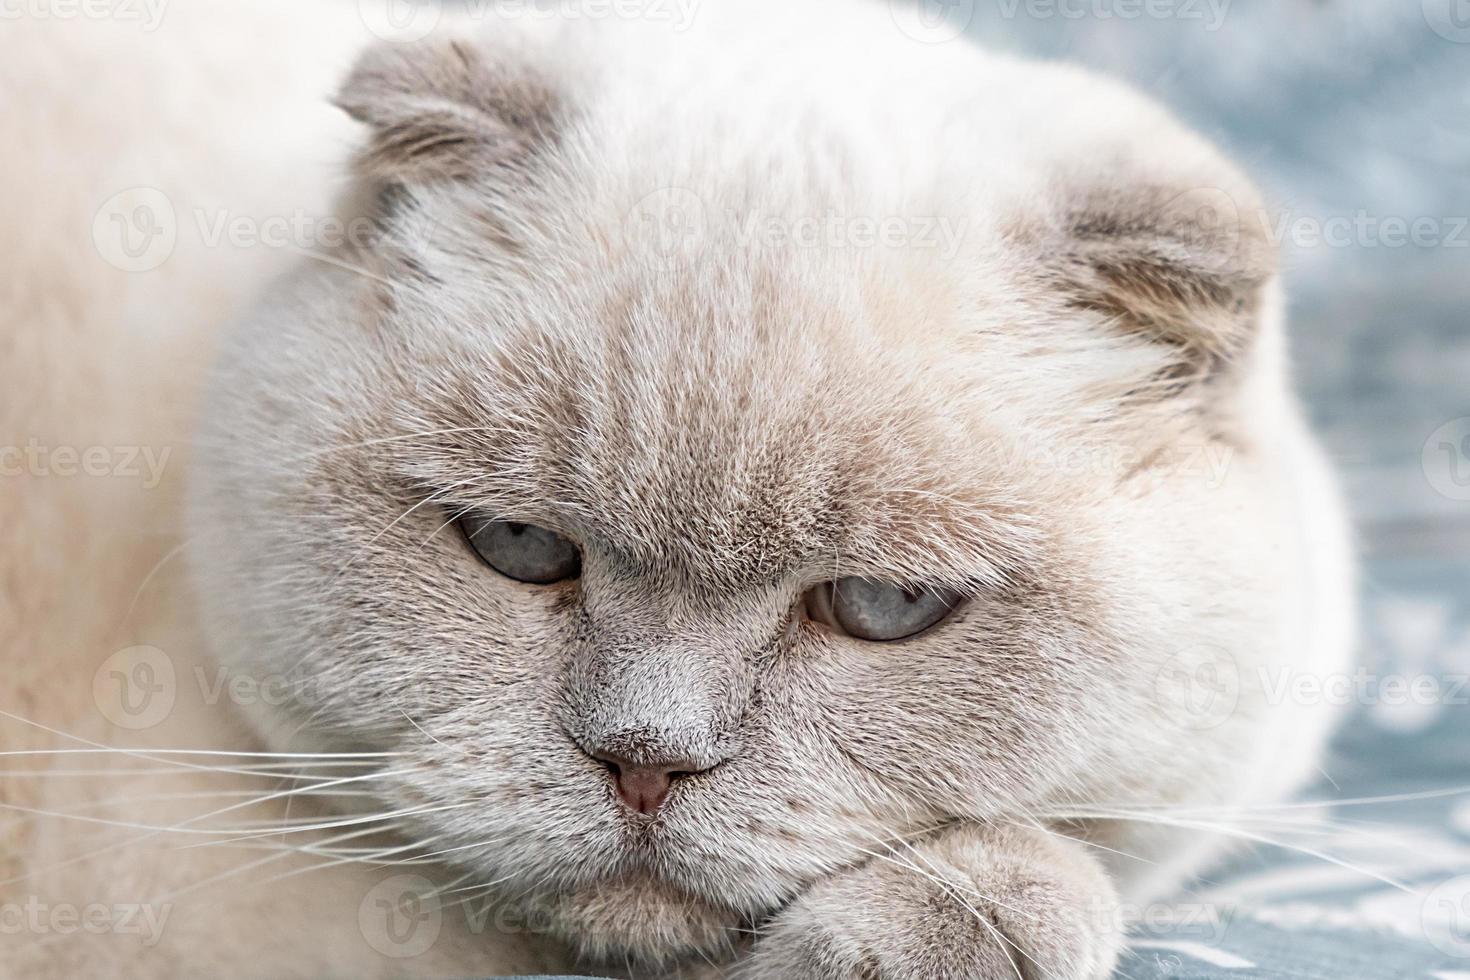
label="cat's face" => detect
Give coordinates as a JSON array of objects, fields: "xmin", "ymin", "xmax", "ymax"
[{"xmin": 189, "ymin": 8, "xmax": 1276, "ymax": 967}]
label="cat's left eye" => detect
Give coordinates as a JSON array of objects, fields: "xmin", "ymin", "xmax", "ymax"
[
  {"xmin": 459, "ymin": 517, "xmax": 581, "ymax": 584},
  {"xmin": 803, "ymin": 577, "xmax": 961, "ymax": 641}
]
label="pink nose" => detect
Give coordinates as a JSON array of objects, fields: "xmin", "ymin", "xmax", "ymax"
[{"xmin": 591, "ymin": 751, "xmax": 702, "ymax": 816}]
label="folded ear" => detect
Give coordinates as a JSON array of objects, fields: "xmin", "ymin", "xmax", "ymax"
[
  {"xmin": 1042, "ymin": 175, "xmax": 1275, "ymax": 382},
  {"xmin": 334, "ymin": 36, "xmax": 559, "ymax": 182}
]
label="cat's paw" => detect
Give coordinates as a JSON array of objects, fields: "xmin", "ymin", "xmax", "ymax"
[{"xmin": 738, "ymin": 825, "xmax": 1121, "ymax": 980}]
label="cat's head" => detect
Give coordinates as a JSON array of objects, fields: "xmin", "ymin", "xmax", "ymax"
[{"xmin": 189, "ymin": 4, "xmax": 1281, "ymax": 967}]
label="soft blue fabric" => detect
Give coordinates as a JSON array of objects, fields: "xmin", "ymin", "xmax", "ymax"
[{"xmin": 1119, "ymin": 722, "xmax": 1470, "ymax": 977}]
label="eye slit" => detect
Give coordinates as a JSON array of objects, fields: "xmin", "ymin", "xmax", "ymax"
[
  {"xmin": 804, "ymin": 577, "xmax": 960, "ymax": 641},
  {"xmin": 458, "ymin": 516, "xmax": 581, "ymax": 585}
]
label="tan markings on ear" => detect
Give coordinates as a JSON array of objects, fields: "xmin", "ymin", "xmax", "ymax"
[
  {"xmin": 334, "ymin": 37, "xmax": 559, "ymax": 182},
  {"xmin": 1053, "ymin": 180, "xmax": 1276, "ymax": 374}
]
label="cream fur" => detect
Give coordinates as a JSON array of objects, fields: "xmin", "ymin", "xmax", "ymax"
[{"xmin": 2, "ymin": 1, "xmax": 1353, "ymax": 977}]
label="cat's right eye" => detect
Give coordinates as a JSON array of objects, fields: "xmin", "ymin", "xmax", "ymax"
[
  {"xmin": 459, "ymin": 517, "xmax": 581, "ymax": 585},
  {"xmin": 803, "ymin": 577, "xmax": 961, "ymax": 641}
]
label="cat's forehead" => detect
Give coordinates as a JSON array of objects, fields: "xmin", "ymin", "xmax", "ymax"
[{"xmin": 390, "ymin": 261, "xmax": 1044, "ymax": 592}]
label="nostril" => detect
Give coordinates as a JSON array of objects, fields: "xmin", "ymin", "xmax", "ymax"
[
  {"xmin": 615, "ymin": 766, "xmax": 672, "ymax": 815},
  {"xmin": 588, "ymin": 750, "xmax": 704, "ymax": 816}
]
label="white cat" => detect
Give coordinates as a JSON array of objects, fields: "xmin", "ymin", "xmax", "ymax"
[{"xmin": 3, "ymin": 1, "xmax": 1353, "ymax": 977}]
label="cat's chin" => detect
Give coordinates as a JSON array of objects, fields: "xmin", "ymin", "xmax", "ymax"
[{"xmin": 532, "ymin": 872, "xmax": 754, "ymax": 969}]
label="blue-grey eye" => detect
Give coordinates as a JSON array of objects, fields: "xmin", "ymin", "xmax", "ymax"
[
  {"xmin": 806, "ymin": 577, "xmax": 960, "ymax": 641},
  {"xmin": 460, "ymin": 517, "xmax": 580, "ymax": 584}
]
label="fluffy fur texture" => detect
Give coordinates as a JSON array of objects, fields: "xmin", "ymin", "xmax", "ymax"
[{"xmin": 4, "ymin": 1, "xmax": 1353, "ymax": 977}]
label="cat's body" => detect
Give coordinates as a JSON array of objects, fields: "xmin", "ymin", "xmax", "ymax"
[{"xmin": 3, "ymin": 1, "xmax": 1352, "ymax": 977}]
